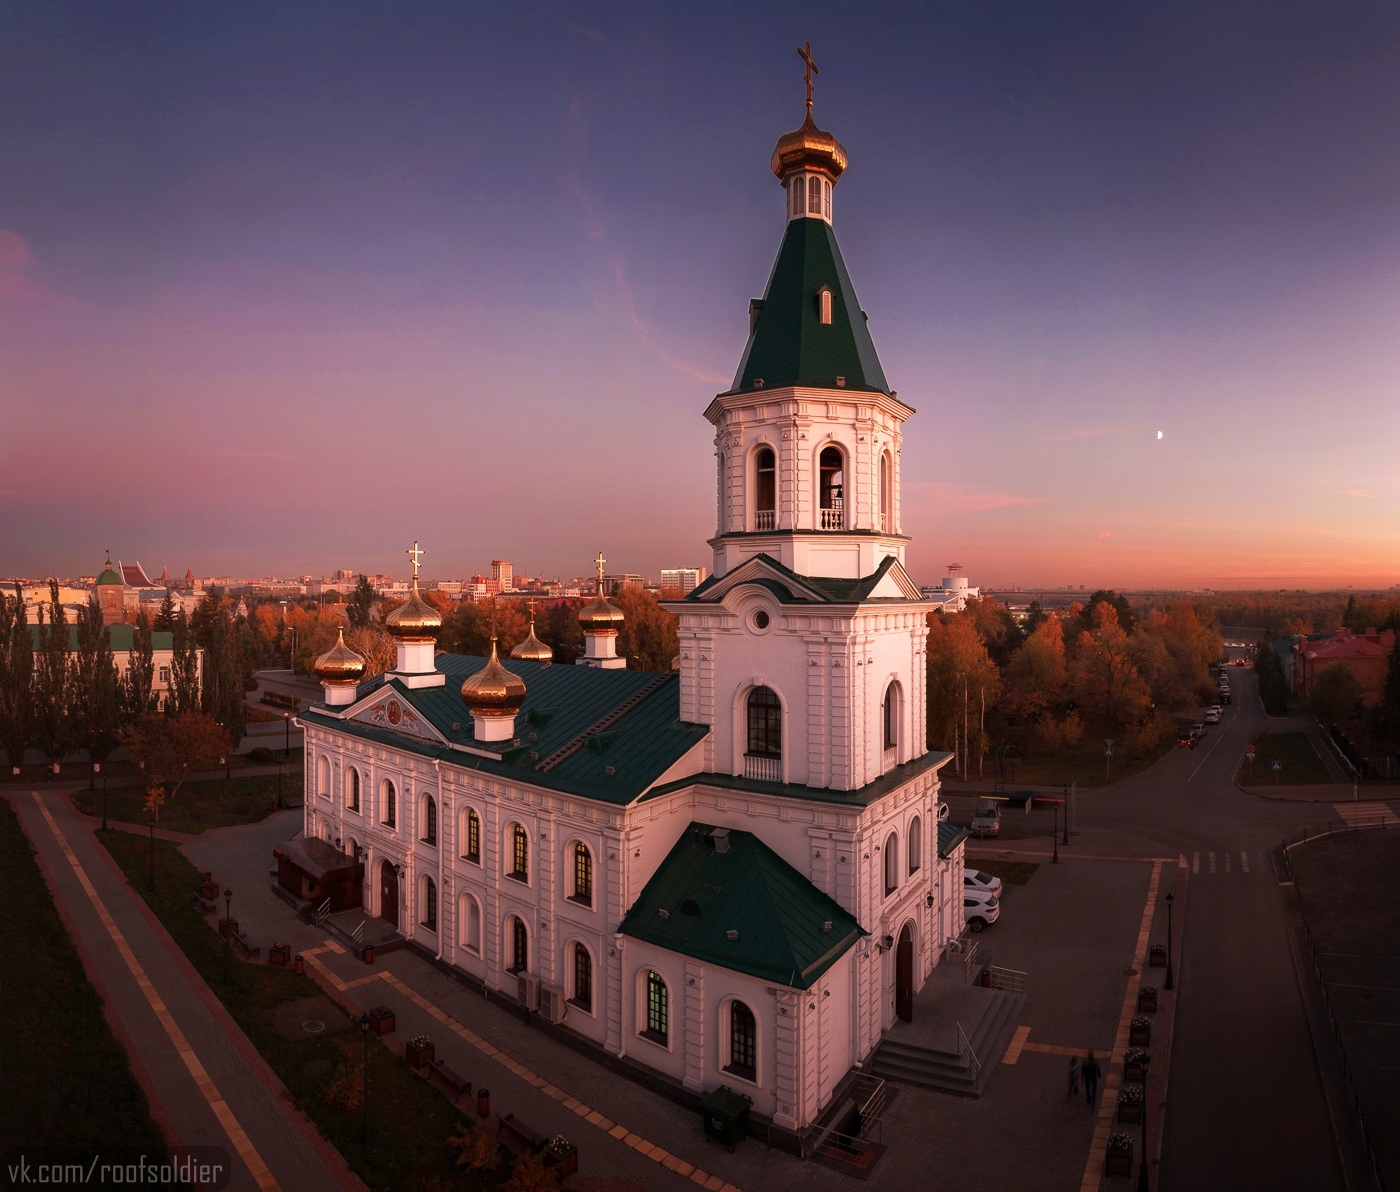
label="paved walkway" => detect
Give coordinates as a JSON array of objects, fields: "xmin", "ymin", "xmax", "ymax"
[{"xmin": 7, "ymin": 789, "xmax": 357, "ymax": 1192}]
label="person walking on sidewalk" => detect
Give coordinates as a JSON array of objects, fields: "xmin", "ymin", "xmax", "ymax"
[
  {"xmin": 1066, "ymin": 1055, "xmax": 1079, "ymax": 1100},
  {"xmin": 1082, "ymin": 1050, "xmax": 1101, "ymax": 1106}
]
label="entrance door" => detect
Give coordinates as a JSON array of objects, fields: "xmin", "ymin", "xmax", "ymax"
[
  {"xmin": 379, "ymin": 860, "xmax": 398, "ymax": 925},
  {"xmin": 896, "ymin": 923, "xmax": 914, "ymax": 1022}
]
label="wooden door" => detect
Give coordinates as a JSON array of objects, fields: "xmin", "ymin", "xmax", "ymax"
[
  {"xmin": 379, "ymin": 861, "xmax": 398, "ymax": 924},
  {"xmin": 896, "ymin": 924, "xmax": 914, "ymax": 1022}
]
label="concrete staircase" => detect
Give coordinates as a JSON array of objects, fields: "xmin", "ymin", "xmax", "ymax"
[{"xmin": 869, "ymin": 986, "xmax": 1025, "ymax": 1097}]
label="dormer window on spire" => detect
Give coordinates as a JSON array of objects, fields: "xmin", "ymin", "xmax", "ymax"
[{"xmin": 818, "ymin": 286, "xmax": 833, "ymax": 325}]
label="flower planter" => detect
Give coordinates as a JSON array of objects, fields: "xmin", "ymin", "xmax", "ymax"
[
  {"xmin": 219, "ymin": 917, "xmax": 239, "ymax": 940},
  {"xmin": 369, "ymin": 1007, "xmax": 395, "ymax": 1036},
  {"xmin": 543, "ymin": 1145, "xmax": 578, "ymax": 1179},
  {"xmin": 1117, "ymin": 1100, "xmax": 1142, "ymax": 1124},
  {"xmin": 1125, "ymin": 1060, "xmax": 1150, "ymax": 1082},
  {"xmin": 406, "ymin": 1040, "xmax": 434, "ymax": 1068},
  {"xmin": 269, "ymin": 944, "xmax": 290, "ymax": 966},
  {"xmin": 200, "ymin": 881, "xmax": 220, "ymax": 902},
  {"xmin": 1104, "ymin": 1147, "xmax": 1133, "ymax": 1177},
  {"xmin": 1149, "ymin": 944, "xmax": 1167, "ymax": 968},
  {"xmin": 1129, "ymin": 1016, "xmax": 1152, "ymax": 1047},
  {"xmin": 1137, "ymin": 989, "xmax": 1158, "ymax": 1013}
]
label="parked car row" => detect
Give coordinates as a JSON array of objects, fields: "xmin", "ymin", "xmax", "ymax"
[{"xmin": 963, "ymin": 868, "xmax": 1002, "ymax": 933}]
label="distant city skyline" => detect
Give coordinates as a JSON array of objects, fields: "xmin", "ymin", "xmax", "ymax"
[{"xmin": 2, "ymin": 5, "xmax": 1396, "ymax": 588}]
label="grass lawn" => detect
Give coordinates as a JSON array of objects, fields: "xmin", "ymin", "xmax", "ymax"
[
  {"xmin": 98, "ymin": 830, "xmax": 499, "ymax": 1191},
  {"xmin": 965, "ymin": 857, "xmax": 1040, "ymax": 886},
  {"xmin": 0, "ymin": 801, "xmax": 167, "ymax": 1158},
  {"xmin": 1238, "ymin": 732, "xmax": 1334, "ymax": 785},
  {"xmin": 72, "ymin": 771, "xmax": 305, "ymax": 834},
  {"xmin": 955, "ymin": 731, "xmax": 1178, "ymax": 791}
]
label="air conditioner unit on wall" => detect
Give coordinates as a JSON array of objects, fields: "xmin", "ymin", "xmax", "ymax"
[
  {"xmin": 517, "ymin": 973, "xmax": 540, "ymax": 1012},
  {"xmin": 538, "ymin": 984, "xmax": 567, "ymax": 1025}
]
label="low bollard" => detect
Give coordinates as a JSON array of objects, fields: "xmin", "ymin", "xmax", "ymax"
[
  {"xmin": 293, "ymin": 954, "xmax": 304, "ymax": 975},
  {"xmin": 477, "ymin": 1088, "xmax": 490, "ymax": 1118}
]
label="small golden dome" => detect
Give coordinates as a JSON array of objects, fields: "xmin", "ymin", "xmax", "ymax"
[
  {"xmin": 313, "ymin": 628, "xmax": 366, "ymax": 684},
  {"xmin": 578, "ymin": 592, "xmax": 625, "ymax": 634},
  {"xmin": 383, "ymin": 580, "xmax": 442, "ymax": 642},
  {"xmin": 770, "ymin": 113, "xmax": 848, "ymax": 183},
  {"xmin": 460, "ymin": 637, "xmax": 526, "ymax": 717},
  {"xmin": 510, "ymin": 623, "xmax": 554, "ymax": 665}
]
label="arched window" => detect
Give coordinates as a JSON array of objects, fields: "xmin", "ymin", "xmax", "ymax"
[
  {"xmin": 461, "ymin": 807, "xmax": 481, "ymax": 864},
  {"xmin": 420, "ymin": 876, "xmax": 437, "ymax": 931},
  {"xmin": 460, "ymin": 894, "xmax": 481, "ymax": 953},
  {"xmin": 421, "ymin": 795, "xmax": 437, "ymax": 846},
  {"xmin": 884, "ymin": 831, "xmax": 899, "ymax": 896},
  {"xmin": 823, "ymin": 179, "xmax": 831, "ymax": 220},
  {"xmin": 317, "ymin": 755, "xmax": 330, "ymax": 798},
  {"xmin": 727, "ymin": 1001, "xmax": 757, "ymax": 1082},
  {"xmin": 909, "ymin": 816, "xmax": 923, "ymax": 875},
  {"xmin": 644, "ymin": 971, "xmax": 668, "ymax": 1044},
  {"xmin": 791, "ymin": 177, "xmax": 804, "ymax": 218},
  {"xmin": 746, "ymin": 687, "xmax": 782, "ymax": 781},
  {"xmin": 819, "ymin": 447, "xmax": 844, "ymax": 529},
  {"xmin": 884, "ymin": 682, "xmax": 900, "ymax": 752},
  {"xmin": 880, "ymin": 451, "xmax": 892, "ymax": 533},
  {"xmin": 570, "ymin": 942, "xmax": 593, "ymax": 1012},
  {"xmin": 381, "ymin": 780, "xmax": 396, "ymax": 829},
  {"xmin": 818, "ymin": 286, "xmax": 832, "ymax": 325},
  {"xmin": 571, "ymin": 842, "xmax": 593, "ymax": 905},
  {"xmin": 508, "ymin": 917, "xmax": 528, "ymax": 973},
  {"xmin": 508, "ymin": 824, "xmax": 529, "ymax": 882},
  {"xmin": 346, "ymin": 766, "xmax": 360, "ymax": 813},
  {"xmin": 808, "ymin": 174, "xmax": 822, "ymax": 215},
  {"xmin": 755, "ymin": 447, "xmax": 776, "ymax": 530}
]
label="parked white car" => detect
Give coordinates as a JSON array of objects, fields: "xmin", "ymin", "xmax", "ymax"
[
  {"xmin": 964, "ymin": 868, "xmax": 1004, "ymax": 897},
  {"xmin": 963, "ymin": 888, "xmax": 1000, "ymax": 933},
  {"xmin": 1204, "ymin": 707, "xmax": 1221, "ymax": 723}
]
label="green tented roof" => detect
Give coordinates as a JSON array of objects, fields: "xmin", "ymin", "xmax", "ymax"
[
  {"xmin": 938, "ymin": 821, "xmax": 969, "ymax": 859},
  {"xmin": 685, "ymin": 553, "xmax": 914, "ymax": 605},
  {"xmin": 97, "ymin": 567, "xmax": 122, "ymax": 586},
  {"xmin": 727, "ymin": 217, "xmax": 889, "ymax": 396},
  {"xmin": 619, "ymin": 823, "xmax": 865, "ymax": 989}
]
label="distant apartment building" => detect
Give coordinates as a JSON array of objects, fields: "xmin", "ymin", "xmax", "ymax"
[
  {"xmin": 1293, "ymin": 629, "xmax": 1395, "ymax": 708},
  {"xmin": 660, "ymin": 567, "xmax": 708, "ymax": 594},
  {"xmin": 431, "ymin": 580, "xmax": 464, "ymax": 595},
  {"xmin": 490, "ymin": 560, "xmax": 514, "ymax": 589},
  {"xmin": 602, "ymin": 573, "xmax": 644, "ymax": 596}
]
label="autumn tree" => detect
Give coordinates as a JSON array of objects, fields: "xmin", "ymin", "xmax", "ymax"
[
  {"xmin": 345, "ymin": 626, "xmax": 396, "ymax": 679},
  {"xmin": 74, "ymin": 600, "xmax": 122, "ymax": 780},
  {"xmin": 543, "ymin": 601, "xmax": 583, "ymax": 665},
  {"xmin": 167, "ymin": 608, "xmax": 202, "ymax": 715},
  {"xmin": 120, "ymin": 611, "xmax": 160, "ymax": 719},
  {"xmin": 202, "ymin": 604, "xmax": 249, "ymax": 749},
  {"xmin": 1372, "ymin": 631, "xmax": 1400, "ymax": 748},
  {"xmin": 612, "ymin": 588, "xmax": 679, "ymax": 673},
  {"xmin": 1309, "ymin": 662, "xmax": 1360, "ymax": 729},
  {"xmin": 1068, "ymin": 602, "xmax": 1151, "ymax": 728},
  {"xmin": 926, "ymin": 614, "xmax": 999, "ymax": 767},
  {"xmin": 1077, "ymin": 590, "xmax": 1135, "ymax": 635},
  {"xmin": 1007, "ymin": 614, "xmax": 1067, "ymax": 703},
  {"xmin": 33, "ymin": 583, "xmax": 73, "ymax": 774},
  {"xmin": 347, "ymin": 575, "xmax": 375, "ymax": 629},
  {"xmin": 0, "ymin": 585, "xmax": 33, "ymax": 774}
]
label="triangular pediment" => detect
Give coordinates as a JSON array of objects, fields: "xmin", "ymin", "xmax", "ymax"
[
  {"xmin": 687, "ymin": 553, "xmax": 925, "ymax": 606},
  {"xmin": 347, "ymin": 684, "xmax": 447, "ymax": 745}
]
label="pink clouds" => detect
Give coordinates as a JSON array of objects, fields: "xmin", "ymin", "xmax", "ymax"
[
  {"xmin": 903, "ymin": 481, "xmax": 1047, "ymax": 513},
  {"xmin": 0, "ymin": 229, "xmax": 36, "ymax": 300}
]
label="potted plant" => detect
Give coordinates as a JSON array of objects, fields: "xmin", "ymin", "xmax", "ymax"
[
  {"xmin": 269, "ymin": 941, "xmax": 290, "ymax": 966},
  {"xmin": 1129, "ymin": 1015, "xmax": 1152, "ymax": 1047},
  {"xmin": 1117, "ymin": 1083, "xmax": 1144, "ymax": 1124},
  {"xmin": 199, "ymin": 872, "xmax": 220, "ymax": 902},
  {"xmin": 220, "ymin": 917, "xmax": 239, "ymax": 940},
  {"xmin": 1149, "ymin": 943, "xmax": 1166, "ymax": 968},
  {"xmin": 542, "ymin": 1135, "xmax": 578, "ymax": 1179},
  {"xmin": 1137, "ymin": 984, "xmax": 1158, "ymax": 1013},
  {"xmin": 1124, "ymin": 1047, "xmax": 1150, "ymax": 1082},
  {"xmin": 1105, "ymin": 1132, "xmax": 1133, "ymax": 1176},
  {"xmin": 369, "ymin": 1004, "xmax": 395, "ymax": 1035},
  {"xmin": 406, "ymin": 1033, "xmax": 434, "ymax": 1068}
]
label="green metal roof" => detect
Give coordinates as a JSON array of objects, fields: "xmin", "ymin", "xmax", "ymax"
[
  {"xmin": 28, "ymin": 625, "xmax": 175, "ymax": 652},
  {"xmin": 938, "ymin": 821, "xmax": 969, "ymax": 859},
  {"xmin": 302, "ymin": 654, "xmax": 709, "ymax": 806},
  {"xmin": 726, "ymin": 217, "xmax": 890, "ymax": 396},
  {"xmin": 685, "ymin": 553, "xmax": 917, "ymax": 605},
  {"xmin": 619, "ymin": 823, "xmax": 865, "ymax": 989},
  {"xmin": 97, "ymin": 565, "xmax": 122, "ymax": 586}
]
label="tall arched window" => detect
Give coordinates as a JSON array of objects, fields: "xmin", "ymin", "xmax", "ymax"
[
  {"xmin": 317, "ymin": 755, "xmax": 330, "ymax": 798},
  {"xmin": 727, "ymin": 1001, "xmax": 757, "ymax": 1082},
  {"xmin": 790, "ymin": 177, "xmax": 803, "ymax": 218},
  {"xmin": 508, "ymin": 824, "xmax": 529, "ymax": 882},
  {"xmin": 571, "ymin": 842, "xmax": 593, "ymax": 905},
  {"xmin": 461, "ymin": 808, "xmax": 481, "ymax": 864},
  {"xmin": 880, "ymin": 451, "xmax": 892, "ymax": 533},
  {"xmin": 909, "ymin": 816, "xmax": 923, "ymax": 875},
  {"xmin": 745, "ymin": 687, "xmax": 782, "ymax": 781},
  {"xmin": 421, "ymin": 795, "xmax": 437, "ymax": 845},
  {"xmin": 420, "ymin": 876, "xmax": 437, "ymax": 931},
  {"xmin": 644, "ymin": 971, "xmax": 668, "ymax": 1044},
  {"xmin": 460, "ymin": 894, "xmax": 481, "ymax": 953},
  {"xmin": 571, "ymin": 942, "xmax": 593, "ymax": 1012},
  {"xmin": 381, "ymin": 780, "xmax": 396, "ymax": 829},
  {"xmin": 346, "ymin": 766, "xmax": 360, "ymax": 812},
  {"xmin": 823, "ymin": 179, "xmax": 832, "ymax": 219},
  {"xmin": 884, "ymin": 682, "xmax": 900, "ymax": 752},
  {"xmin": 884, "ymin": 830, "xmax": 899, "ymax": 897},
  {"xmin": 819, "ymin": 447, "xmax": 844, "ymax": 529},
  {"xmin": 808, "ymin": 174, "xmax": 822, "ymax": 215},
  {"xmin": 509, "ymin": 917, "xmax": 528, "ymax": 973},
  {"xmin": 755, "ymin": 447, "xmax": 776, "ymax": 531}
]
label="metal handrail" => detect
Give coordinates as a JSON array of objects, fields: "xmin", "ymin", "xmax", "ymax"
[
  {"xmin": 957, "ymin": 1022, "xmax": 981, "ymax": 1086},
  {"xmin": 315, "ymin": 897, "xmax": 331, "ymax": 926},
  {"xmin": 988, "ymin": 965, "xmax": 1028, "ymax": 995}
]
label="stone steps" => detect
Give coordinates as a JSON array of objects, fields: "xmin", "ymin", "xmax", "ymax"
[{"xmin": 868, "ymin": 989, "xmax": 1025, "ymax": 1098}]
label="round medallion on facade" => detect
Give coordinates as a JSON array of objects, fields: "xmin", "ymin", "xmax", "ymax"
[{"xmin": 386, "ymin": 699, "xmax": 402, "ymax": 725}]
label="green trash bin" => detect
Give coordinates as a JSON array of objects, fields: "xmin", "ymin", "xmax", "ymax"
[{"xmin": 701, "ymin": 1085, "xmax": 752, "ymax": 1152}]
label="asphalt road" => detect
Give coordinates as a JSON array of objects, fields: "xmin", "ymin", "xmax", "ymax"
[{"xmin": 1083, "ymin": 671, "xmax": 1345, "ymax": 1191}]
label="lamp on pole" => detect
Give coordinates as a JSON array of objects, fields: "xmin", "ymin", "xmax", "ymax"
[
  {"xmin": 222, "ymin": 887, "xmax": 234, "ymax": 985},
  {"xmin": 1164, "ymin": 891, "xmax": 1175, "ymax": 991},
  {"xmin": 1063, "ymin": 784, "xmax": 1070, "ymax": 844},
  {"xmin": 1137, "ymin": 1053, "xmax": 1152, "ymax": 1192},
  {"xmin": 276, "ymin": 756, "xmax": 283, "ymax": 810},
  {"xmin": 360, "ymin": 1012, "xmax": 372, "ymax": 1147},
  {"xmin": 1051, "ymin": 800, "xmax": 1059, "ymax": 864},
  {"xmin": 284, "ymin": 711, "xmax": 291, "ymax": 759}
]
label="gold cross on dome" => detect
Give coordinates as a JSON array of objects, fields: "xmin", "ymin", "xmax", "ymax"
[
  {"xmin": 594, "ymin": 551, "xmax": 606, "ymax": 587},
  {"xmin": 527, "ymin": 596, "xmax": 538, "ymax": 622},
  {"xmin": 407, "ymin": 540, "xmax": 423, "ymax": 580},
  {"xmin": 798, "ymin": 41, "xmax": 819, "ymax": 116}
]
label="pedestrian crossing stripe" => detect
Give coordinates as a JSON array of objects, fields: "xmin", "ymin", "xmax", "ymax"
[{"xmin": 1333, "ymin": 801, "xmax": 1400, "ymax": 827}]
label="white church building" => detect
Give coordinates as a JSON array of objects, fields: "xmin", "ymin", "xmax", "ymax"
[{"xmin": 294, "ymin": 82, "xmax": 968, "ymax": 1141}]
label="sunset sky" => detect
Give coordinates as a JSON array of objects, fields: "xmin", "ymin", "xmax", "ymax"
[{"xmin": 2, "ymin": 3, "xmax": 1397, "ymax": 589}]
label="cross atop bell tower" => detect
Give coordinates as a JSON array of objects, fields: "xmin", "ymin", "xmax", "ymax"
[{"xmin": 798, "ymin": 41, "xmax": 818, "ymax": 117}]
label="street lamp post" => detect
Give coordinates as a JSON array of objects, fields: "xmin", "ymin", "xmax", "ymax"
[
  {"xmin": 1164, "ymin": 891, "xmax": 1175, "ymax": 991},
  {"xmin": 222, "ymin": 887, "xmax": 234, "ymax": 985},
  {"xmin": 360, "ymin": 1013, "xmax": 371, "ymax": 1147},
  {"xmin": 147, "ymin": 808, "xmax": 156, "ymax": 893},
  {"xmin": 284, "ymin": 712, "xmax": 291, "ymax": 759},
  {"xmin": 277, "ymin": 757, "xmax": 284, "ymax": 811},
  {"xmin": 1063, "ymin": 784, "xmax": 1070, "ymax": 844},
  {"xmin": 1052, "ymin": 800, "xmax": 1059, "ymax": 864},
  {"xmin": 1137, "ymin": 1056, "xmax": 1151, "ymax": 1192}
]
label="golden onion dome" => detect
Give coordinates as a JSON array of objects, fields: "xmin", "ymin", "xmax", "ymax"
[
  {"xmin": 383, "ymin": 580, "xmax": 442, "ymax": 641},
  {"xmin": 510, "ymin": 623, "xmax": 554, "ymax": 665},
  {"xmin": 770, "ymin": 113, "xmax": 848, "ymax": 183},
  {"xmin": 313, "ymin": 628, "xmax": 366, "ymax": 684},
  {"xmin": 460, "ymin": 637, "xmax": 526, "ymax": 716},
  {"xmin": 578, "ymin": 592, "xmax": 625, "ymax": 633}
]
